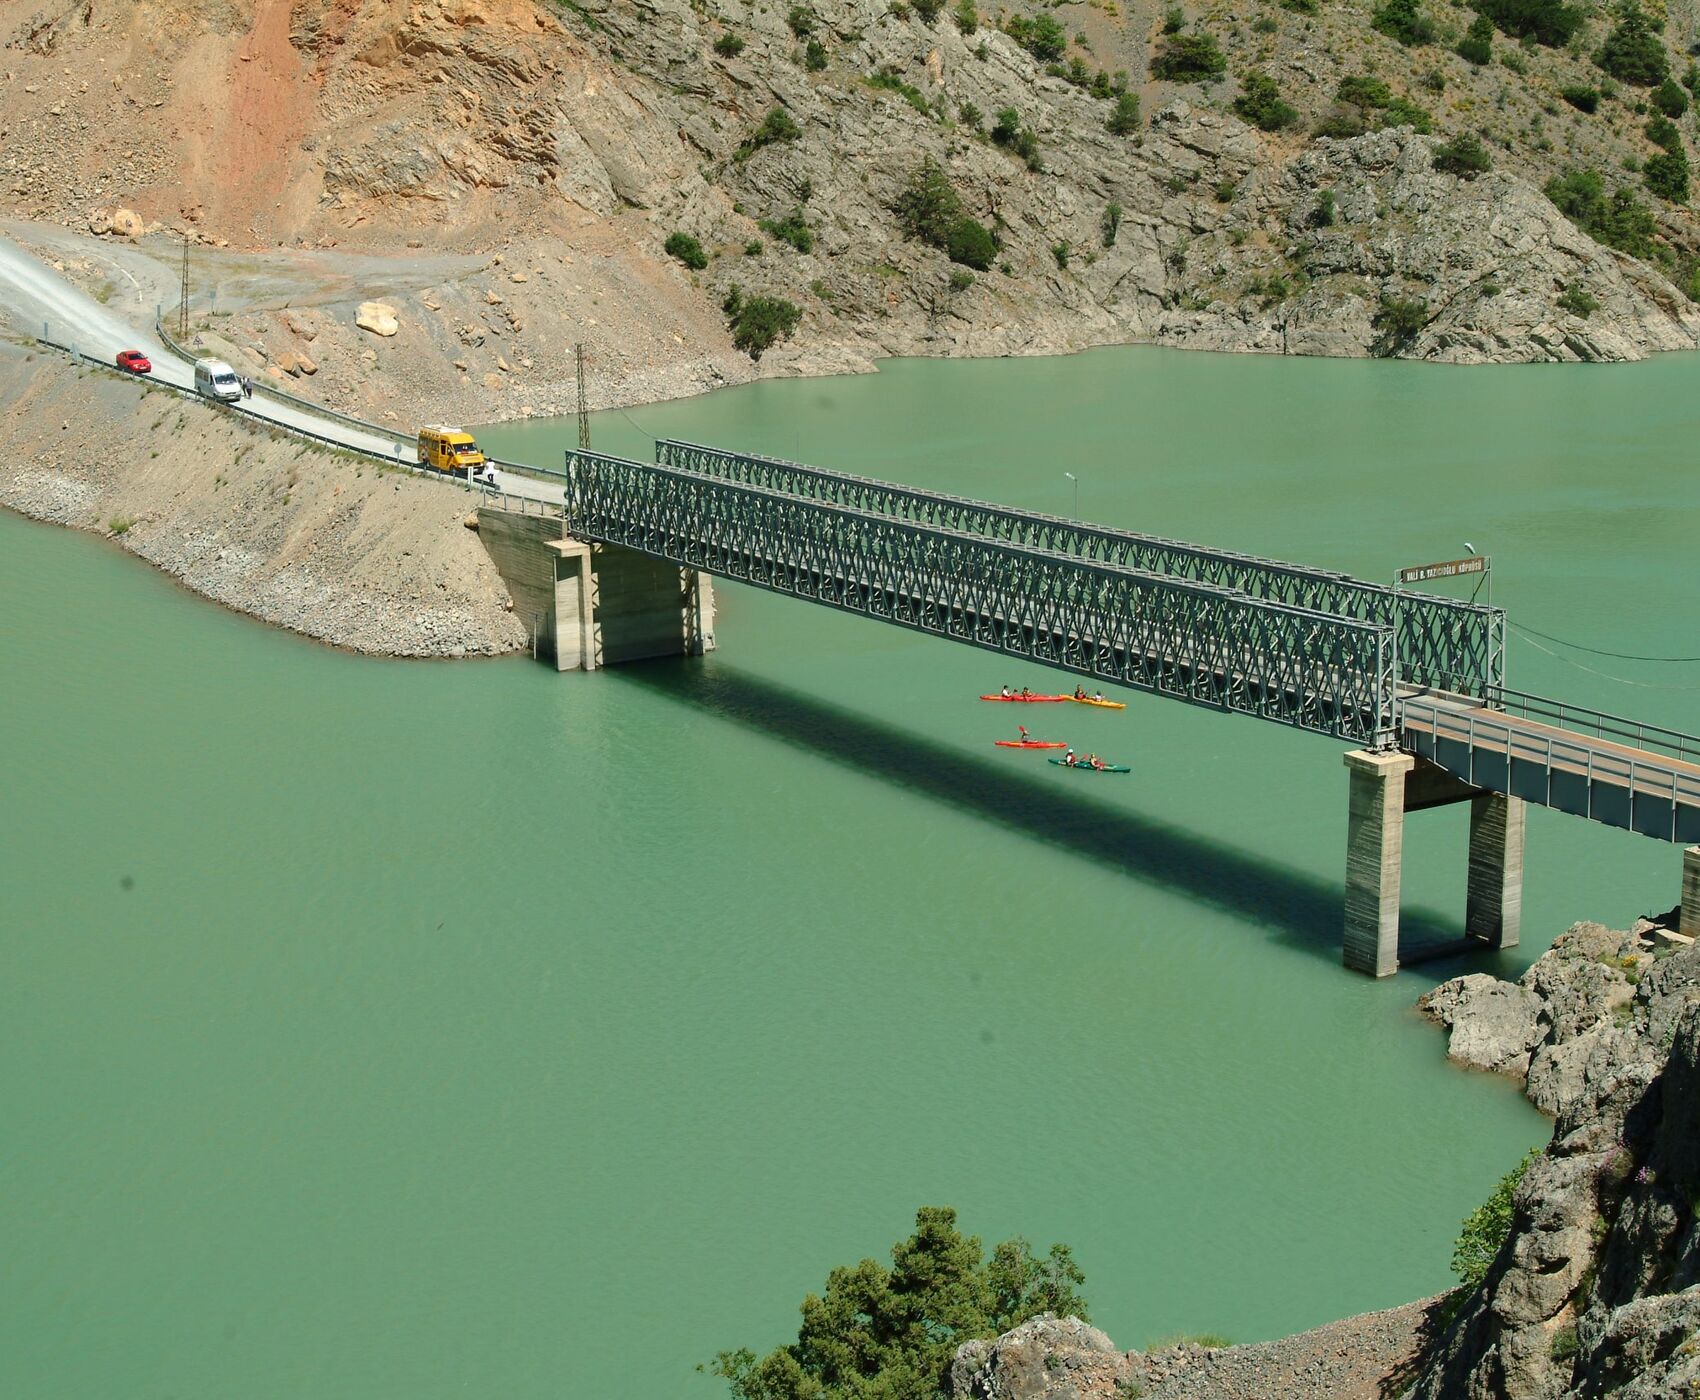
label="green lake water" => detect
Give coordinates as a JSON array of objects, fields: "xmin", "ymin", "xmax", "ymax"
[{"xmin": 6, "ymin": 345, "xmax": 1699, "ymax": 1398}]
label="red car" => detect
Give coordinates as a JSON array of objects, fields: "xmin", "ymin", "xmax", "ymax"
[{"xmin": 115, "ymin": 349, "xmax": 151, "ymax": 375}]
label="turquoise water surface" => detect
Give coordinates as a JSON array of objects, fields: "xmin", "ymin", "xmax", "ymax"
[{"xmin": 8, "ymin": 344, "xmax": 1698, "ymax": 1398}]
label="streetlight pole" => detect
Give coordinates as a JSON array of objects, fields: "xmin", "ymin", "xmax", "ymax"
[{"xmin": 1064, "ymin": 471, "xmax": 1078, "ymax": 519}]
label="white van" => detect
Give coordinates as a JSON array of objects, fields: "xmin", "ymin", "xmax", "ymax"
[{"xmin": 193, "ymin": 358, "xmax": 243, "ymax": 403}]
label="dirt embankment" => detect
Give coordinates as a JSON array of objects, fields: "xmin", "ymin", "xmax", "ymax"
[{"xmin": 0, "ymin": 341, "xmax": 525, "ymax": 656}]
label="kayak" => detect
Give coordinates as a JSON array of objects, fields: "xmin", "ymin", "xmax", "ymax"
[
  {"xmin": 1069, "ymin": 696, "xmax": 1126, "ymax": 710},
  {"xmin": 994, "ymin": 740, "xmax": 1067, "ymax": 749},
  {"xmin": 1048, "ymin": 758, "xmax": 1132, "ymax": 774},
  {"xmin": 980, "ymin": 694, "xmax": 1069, "ymax": 703}
]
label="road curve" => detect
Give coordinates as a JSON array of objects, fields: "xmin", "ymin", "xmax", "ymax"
[{"xmin": 0, "ymin": 233, "xmax": 562, "ymax": 504}]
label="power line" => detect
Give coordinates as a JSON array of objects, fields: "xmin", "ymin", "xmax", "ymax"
[
  {"xmin": 1508, "ymin": 620, "xmax": 1700, "ymax": 664},
  {"xmin": 1512, "ymin": 629, "xmax": 1700, "ymax": 692}
]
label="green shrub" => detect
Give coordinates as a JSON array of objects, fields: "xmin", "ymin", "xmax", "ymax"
[
  {"xmin": 948, "ymin": 268, "xmax": 975, "ymax": 292},
  {"xmin": 1477, "ymin": 0, "xmax": 1584, "ymax": 47},
  {"xmin": 663, "ymin": 231, "xmax": 709, "ymax": 269},
  {"xmin": 758, "ymin": 210, "xmax": 814, "ymax": 253},
  {"xmin": 736, "ymin": 107, "xmax": 801, "ymax": 160},
  {"xmin": 708, "ymin": 1210, "xmax": 1088, "ymax": 1400},
  {"xmin": 1452, "ymin": 1149, "xmax": 1539, "ymax": 1289},
  {"xmin": 955, "ymin": 0, "xmax": 978, "ymax": 34},
  {"xmin": 1653, "ymin": 77, "xmax": 1690, "ymax": 117},
  {"xmin": 722, "ymin": 289, "xmax": 803, "ymax": 360},
  {"xmin": 744, "ymin": 239, "xmax": 763, "ymax": 256},
  {"xmin": 1338, "ymin": 74, "xmax": 1393, "ymax": 108},
  {"xmin": 1458, "ymin": 14, "xmax": 1494, "ymax": 64},
  {"xmin": 1151, "ymin": 31, "xmax": 1227, "ymax": 81},
  {"xmin": 1432, "ymin": 130, "xmax": 1493, "ymax": 176},
  {"xmin": 1102, "ymin": 201, "xmax": 1124, "ymax": 246},
  {"xmin": 1107, "ymin": 91, "xmax": 1142, "ymax": 134},
  {"xmin": 1312, "ymin": 188, "xmax": 1337, "ymax": 226},
  {"xmin": 912, "ymin": 0, "xmax": 943, "ymax": 20},
  {"xmin": 1215, "ymin": 178, "xmax": 1238, "ymax": 202},
  {"xmin": 1597, "ymin": 5, "xmax": 1668, "ymax": 87},
  {"xmin": 1234, "ymin": 70, "xmax": 1298, "ymax": 130},
  {"xmin": 787, "ymin": 5, "xmax": 815, "ymax": 38},
  {"xmin": 1005, "ymin": 13, "xmax": 1067, "ymax": 60},
  {"xmin": 947, "ymin": 217, "xmax": 998, "ymax": 269},
  {"xmin": 866, "ymin": 70, "xmax": 932, "ymax": 115},
  {"xmin": 1162, "ymin": 5, "xmax": 1185, "ymax": 34},
  {"xmin": 1646, "ymin": 113, "xmax": 1683, "ymax": 153},
  {"xmin": 991, "ymin": 107, "xmax": 1042, "ymax": 168},
  {"xmin": 893, "ymin": 156, "xmax": 963, "ymax": 245},
  {"xmin": 1645, "ymin": 148, "xmax": 1690, "ymax": 201},
  {"xmin": 1281, "ymin": 0, "xmax": 1318, "ymax": 11},
  {"xmin": 1052, "ymin": 241, "xmax": 1071, "ymax": 269},
  {"xmin": 1551, "ymin": 1325, "xmax": 1580, "ymax": 1363},
  {"xmin": 960, "ymin": 100, "xmax": 983, "ymax": 130},
  {"xmin": 1372, "ymin": 0, "xmax": 1435, "ymax": 47},
  {"xmin": 1373, "ymin": 294, "xmax": 1429, "ymax": 354},
  {"xmin": 1561, "ymin": 84, "xmax": 1601, "ymax": 112},
  {"xmin": 1382, "ymin": 97, "xmax": 1434, "ymax": 132},
  {"xmin": 804, "ymin": 38, "xmax": 827, "ymax": 70},
  {"xmin": 108, "ymin": 516, "xmax": 134, "ymax": 536},
  {"xmin": 713, "ymin": 32, "xmax": 744, "ymax": 57},
  {"xmin": 1557, "ymin": 281, "xmax": 1599, "ymax": 317}
]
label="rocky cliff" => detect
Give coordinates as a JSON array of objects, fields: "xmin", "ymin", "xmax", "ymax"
[
  {"xmin": 1411, "ymin": 921, "xmax": 1700, "ymax": 1398},
  {"xmin": 7, "ymin": 0, "xmax": 1700, "ymax": 426}
]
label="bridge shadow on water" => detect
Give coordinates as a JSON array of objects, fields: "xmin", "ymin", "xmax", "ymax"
[{"xmin": 618, "ymin": 660, "xmax": 1462, "ymax": 966}]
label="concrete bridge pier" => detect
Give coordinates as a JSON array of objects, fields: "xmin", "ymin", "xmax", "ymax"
[
  {"xmin": 1683, "ymin": 846, "xmax": 1700, "ymax": 940},
  {"xmin": 475, "ymin": 506, "xmax": 714, "ymax": 669},
  {"xmin": 1341, "ymin": 749, "xmax": 1526, "ymax": 977}
]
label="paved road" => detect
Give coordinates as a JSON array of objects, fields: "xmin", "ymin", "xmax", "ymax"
[{"xmin": 0, "ymin": 233, "xmax": 562, "ymax": 505}]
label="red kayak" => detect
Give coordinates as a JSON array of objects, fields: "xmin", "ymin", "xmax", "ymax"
[
  {"xmin": 979, "ymin": 694, "xmax": 1069, "ymax": 703},
  {"xmin": 994, "ymin": 739, "xmax": 1067, "ymax": 749}
]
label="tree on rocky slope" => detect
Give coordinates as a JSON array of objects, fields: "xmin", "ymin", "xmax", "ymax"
[{"xmin": 706, "ymin": 1207, "xmax": 1087, "ymax": 1400}]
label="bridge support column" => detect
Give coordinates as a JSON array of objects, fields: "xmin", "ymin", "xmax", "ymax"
[
  {"xmin": 1465, "ymin": 793, "xmax": 1525, "ymax": 950},
  {"xmin": 1342, "ymin": 749, "xmax": 1415, "ymax": 977},
  {"xmin": 590, "ymin": 543, "xmax": 716, "ymax": 666},
  {"xmin": 1683, "ymin": 847, "xmax": 1700, "ymax": 940}
]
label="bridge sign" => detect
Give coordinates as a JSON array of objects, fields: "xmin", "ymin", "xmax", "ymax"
[{"xmin": 1399, "ymin": 555, "xmax": 1488, "ymax": 586}]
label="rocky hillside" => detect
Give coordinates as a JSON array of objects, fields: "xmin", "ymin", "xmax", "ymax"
[
  {"xmin": 7, "ymin": 0, "xmax": 1700, "ymax": 421},
  {"xmin": 1412, "ymin": 920, "xmax": 1700, "ymax": 1398}
]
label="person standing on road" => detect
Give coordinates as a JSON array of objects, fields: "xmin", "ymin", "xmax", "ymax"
[{"xmin": 240, "ymin": 375, "xmax": 252, "ymax": 399}]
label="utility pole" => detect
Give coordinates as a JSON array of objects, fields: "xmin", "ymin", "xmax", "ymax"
[
  {"xmin": 575, "ymin": 343, "xmax": 590, "ymax": 452},
  {"xmin": 178, "ymin": 237, "xmax": 190, "ymax": 339}
]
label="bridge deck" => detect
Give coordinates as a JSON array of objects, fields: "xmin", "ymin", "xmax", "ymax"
[{"xmin": 1400, "ymin": 691, "xmax": 1700, "ymax": 844}]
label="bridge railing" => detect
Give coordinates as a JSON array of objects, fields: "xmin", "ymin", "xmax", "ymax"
[
  {"xmin": 569, "ymin": 449, "xmax": 1396, "ymax": 743},
  {"xmin": 654, "ymin": 438, "xmax": 1502, "ymax": 698},
  {"xmin": 1483, "ymin": 686, "xmax": 1700, "ymax": 767}
]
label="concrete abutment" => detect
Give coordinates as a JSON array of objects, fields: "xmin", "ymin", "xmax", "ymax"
[
  {"xmin": 474, "ymin": 507, "xmax": 714, "ymax": 670},
  {"xmin": 1683, "ymin": 846, "xmax": 1700, "ymax": 940}
]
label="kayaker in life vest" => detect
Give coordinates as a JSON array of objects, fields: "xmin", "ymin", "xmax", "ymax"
[
  {"xmin": 1090, "ymin": 754, "xmax": 1105, "ymax": 770},
  {"xmin": 1018, "ymin": 725, "xmax": 1030, "ymax": 742},
  {"xmin": 1074, "ymin": 684, "xmax": 1086, "ymax": 700},
  {"xmin": 1064, "ymin": 747, "xmax": 1076, "ymax": 766},
  {"xmin": 1020, "ymin": 687, "xmax": 1033, "ymax": 699},
  {"xmin": 1092, "ymin": 691, "xmax": 1105, "ymax": 703},
  {"xmin": 1001, "ymin": 684, "xmax": 1012, "ymax": 697}
]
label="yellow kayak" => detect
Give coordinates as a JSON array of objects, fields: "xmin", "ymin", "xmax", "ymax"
[{"xmin": 1069, "ymin": 695, "xmax": 1126, "ymax": 710}]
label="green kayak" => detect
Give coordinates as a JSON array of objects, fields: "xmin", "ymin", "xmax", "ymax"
[{"xmin": 1048, "ymin": 758, "xmax": 1131, "ymax": 774}]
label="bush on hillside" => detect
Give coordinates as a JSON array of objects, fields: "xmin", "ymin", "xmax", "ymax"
[
  {"xmin": 720, "ymin": 287, "xmax": 803, "ymax": 360},
  {"xmin": 1653, "ymin": 77, "xmax": 1690, "ymax": 116},
  {"xmin": 893, "ymin": 156, "xmax": 962, "ymax": 246},
  {"xmin": 1645, "ymin": 113, "xmax": 1683, "ymax": 154},
  {"xmin": 1373, "ymin": 294, "xmax": 1429, "ymax": 354},
  {"xmin": 1457, "ymin": 14, "xmax": 1494, "ymax": 65},
  {"xmin": 1476, "ymin": 0, "xmax": 1585, "ymax": 47},
  {"xmin": 1338, "ymin": 74, "xmax": 1393, "ymax": 108},
  {"xmin": 1372, "ymin": 0, "xmax": 1436, "ymax": 47},
  {"xmin": 1234, "ymin": 70, "xmax": 1298, "ymax": 130},
  {"xmin": 736, "ymin": 107, "xmax": 802, "ymax": 160},
  {"xmin": 1151, "ymin": 30, "xmax": 1227, "ymax": 81},
  {"xmin": 1545, "ymin": 168, "xmax": 1658, "ymax": 257},
  {"xmin": 1596, "ymin": 4, "xmax": 1669, "ymax": 87},
  {"xmin": 1382, "ymin": 96, "xmax": 1434, "ymax": 132},
  {"xmin": 1560, "ymin": 84, "xmax": 1601, "ymax": 112},
  {"xmin": 1452, "ymin": 1150, "xmax": 1539, "ymax": 1289},
  {"xmin": 706, "ymin": 1208, "xmax": 1088, "ymax": 1400},
  {"xmin": 1645, "ymin": 148, "xmax": 1690, "ymax": 202},
  {"xmin": 1005, "ymin": 12, "xmax": 1067, "ymax": 60},
  {"xmin": 1106, "ymin": 90, "xmax": 1142, "ymax": 134},
  {"xmin": 1432, "ymin": 130, "xmax": 1493, "ymax": 177},
  {"xmin": 663, "ymin": 232, "xmax": 708, "ymax": 269},
  {"xmin": 712, "ymin": 32, "xmax": 744, "ymax": 57}
]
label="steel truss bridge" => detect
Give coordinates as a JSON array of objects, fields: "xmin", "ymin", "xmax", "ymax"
[{"xmin": 562, "ymin": 442, "xmax": 1699, "ymax": 846}]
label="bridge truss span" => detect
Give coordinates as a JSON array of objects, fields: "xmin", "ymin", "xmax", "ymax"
[
  {"xmin": 567, "ymin": 449, "xmax": 1396, "ymax": 743},
  {"xmin": 654, "ymin": 438, "xmax": 1502, "ymax": 698}
]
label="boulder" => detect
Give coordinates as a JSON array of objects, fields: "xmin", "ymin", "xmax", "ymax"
[
  {"xmin": 1418, "ymin": 974, "xmax": 1542, "ymax": 1078},
  {"xmin": 355, "ymin": 301, "xmax": 399, "ymax": 336},
  {"xmin": 951, "ymin": 1316, "xmax": 1131, "ymax": 1400},
  {"xmin": 108, "ymin": 207, "xmax": 143, "ymax": 239}
]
